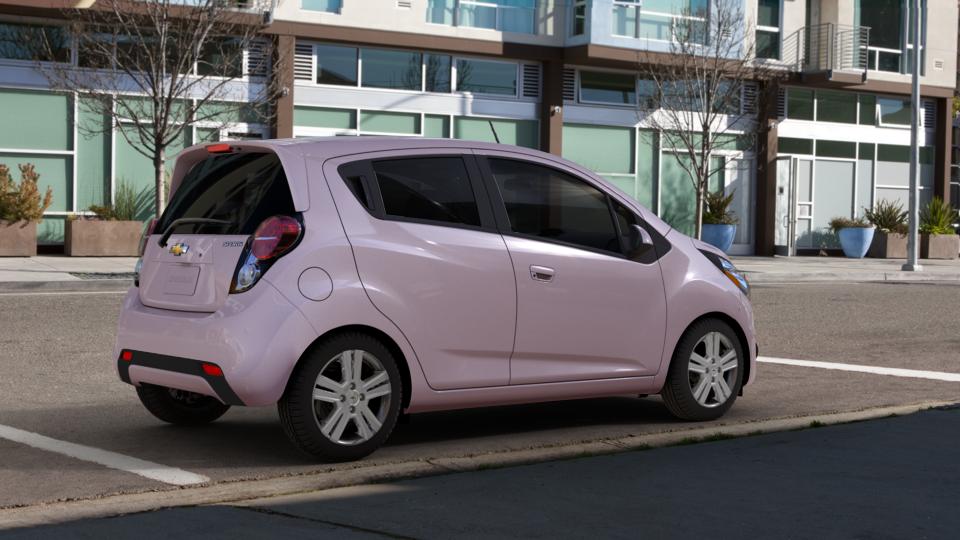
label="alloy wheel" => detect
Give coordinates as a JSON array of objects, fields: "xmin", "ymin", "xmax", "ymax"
[
  {"xmin": 687, "ymin": 331, "xmax": 738, "ymax": 408},
  {"xmin": 312, "ymin": 349, "xmax": 393, "ymax": 445}
]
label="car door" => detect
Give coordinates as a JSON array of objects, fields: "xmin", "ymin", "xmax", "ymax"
[
  {"xmin": 329, "ymin": 151, "xmax": 516, "ymax": 390},
  {"xmin": 477, "ymin": 153, "xmax": 668, "ymax": 385}
]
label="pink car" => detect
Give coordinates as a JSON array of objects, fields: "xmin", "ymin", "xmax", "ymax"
[{"xmin": 115, "ymin": 138, "xmax": 756, "ymax": 462}]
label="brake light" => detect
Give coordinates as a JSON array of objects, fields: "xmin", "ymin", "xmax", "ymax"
[
  {"xmin": 206, "ymin": 143, "xmax": 233, "ymax": 154},
  {"xmin": 251, "ymin": 216, "xmax": 302, "ymax": 261},
  {"xmin": 230, "ymin": 215, "xmax": 303, "ymax": 294},
  {"xmin": 201, "ymin": 363, "xmax": 223, "ymax": 377}
]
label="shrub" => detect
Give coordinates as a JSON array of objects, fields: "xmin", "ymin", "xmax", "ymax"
[
  {"xmin": 0, "ymin": 163, "xmax": 53, "ymax": 223},
  {"xmin": 829, "ymin": 216, "xmax": 871, "ymax": 233},
  {"xmin": 87, "ymin": 181, "xmax": 139, "ymax": 221},
  {"xmin": 863, "ymin": 200, "xmax": 908, "ymax": 234},
  {"xmin": 919, "ymin": 196, "xmax": 958, "ymax": 235},
  {"xmin": 702, "ymin": 189, "xmax": 739, "ymax": 225}
]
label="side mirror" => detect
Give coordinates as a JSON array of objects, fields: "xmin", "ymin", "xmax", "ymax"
[{"xmin": 626, "ymin": 224, "xmax": 654, "ymax": 259}]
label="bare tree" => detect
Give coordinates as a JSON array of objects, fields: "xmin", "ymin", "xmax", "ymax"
[
  {"xmin": 34, "ymin": 0, "xmax": 283, "ymax": 217},
  {"xmin": 637, "ymin": 0, "xmax": 776, "ymax": 239}
]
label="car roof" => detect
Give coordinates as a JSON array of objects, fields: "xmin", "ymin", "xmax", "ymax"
[{"xmin": 235, "ymin": 136, "xmax": 554, "ymax": 160}]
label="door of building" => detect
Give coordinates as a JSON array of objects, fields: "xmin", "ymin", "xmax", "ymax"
[{"xmin": 774, "ymin": 156, "xmax": 796, "ymax": 256}]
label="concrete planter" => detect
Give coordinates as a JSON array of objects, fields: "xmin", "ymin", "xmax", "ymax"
[
  {"xmin": 867, "ymin": 231, "xmax": 908, "ymax": 259},
  {"xmin": 701, "ymin": 224, "xmax": 737, "ymax": 253},
  {"xmin": 920, "ymin": 233, "xmax": 959, "ymax": 260},
  {"xmin": 837, "ymin": 227, "xmax": 875, "ymax": 258},
  {"xmin": 0, "ymin": 220, "xmax": 37, "ymax": 256},
  {"xmin": 65, "ymin": 220, "xmax": 142, "ymax": 257}
]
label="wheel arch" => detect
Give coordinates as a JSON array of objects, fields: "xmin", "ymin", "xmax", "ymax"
[{"xmin": 293, "ymin": 324, "xmax": 413, "ymax": 409}]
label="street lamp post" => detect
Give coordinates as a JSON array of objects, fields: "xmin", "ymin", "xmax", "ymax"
[{"xmin": 903, "ymin": 0, "xmax": 923, "ymax": 272}]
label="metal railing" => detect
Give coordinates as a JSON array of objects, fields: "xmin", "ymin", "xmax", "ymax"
[{"xmin": 783, "ymin": 23, "xmax": 870, "ymax": 75}]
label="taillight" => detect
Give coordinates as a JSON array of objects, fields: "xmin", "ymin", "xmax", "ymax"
[
  {"xmin": 231, "ymin": 215, "xmax": 302, "ymax": 294},
  {"xmin": 251, "ymin": 216, "xmax": 301, "ymax": 260},
  {"xmin": 134, "ymin": 219, "xmax": 158, "ymax": 287}
]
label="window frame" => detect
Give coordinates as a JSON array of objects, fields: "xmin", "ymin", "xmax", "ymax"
[
  {"xmin": 476, "ymin": 153, "xmax": 661, "ymax": 261},
  {"xmin": 336, "ymin": 153, "xmax": 499, "ymax": 232}
]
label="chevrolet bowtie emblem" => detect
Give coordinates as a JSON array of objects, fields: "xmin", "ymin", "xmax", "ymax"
[{"xmin": 169, "ymin": 243, "xmax": 189, "ymax": 256}]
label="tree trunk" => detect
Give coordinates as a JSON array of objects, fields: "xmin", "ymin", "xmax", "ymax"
[
  {"xmin": 694, "ymin": 187, "xmax": 704, "ymax": 240},
  {"xmin": 153, "ymin": 150, "xmax": 166, "ymax": 218}
]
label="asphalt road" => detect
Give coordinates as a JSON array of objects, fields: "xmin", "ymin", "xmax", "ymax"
[
  {"xmin": 7, "ymin": 406, "xmax": 960, "ymax": 539},
  {"xmin": 0, "ymin": 282, "xmax": 958, "ymax": 516}
]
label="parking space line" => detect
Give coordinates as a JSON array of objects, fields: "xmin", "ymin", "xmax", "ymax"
[
  {"xmin": 758, "ymin": 356, "xmax": 960, "ymax": 382},
  {"xmin": 0, "ymin": 424, "xmax": 208, "ymax": 486}
]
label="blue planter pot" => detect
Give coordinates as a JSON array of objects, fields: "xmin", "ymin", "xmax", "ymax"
[
  {"xmin": 838, "ymin": 227, "xmax": 875, "ymax": 258},
  {"xmin": 701, "ymin": 224, "xmax": 737, "ymax": 253}
]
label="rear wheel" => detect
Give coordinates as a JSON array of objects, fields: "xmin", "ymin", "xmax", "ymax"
[
  {"xmin": 278, "ymin": 333, "xmax": 402, "ymax": 462},
  {"xmin": 661, "ymin": 319, "xmax": 744, "ymax": 421},
  {"xmin": 136, "ymin": 384, "xmax": 230, "ymax": 425}
]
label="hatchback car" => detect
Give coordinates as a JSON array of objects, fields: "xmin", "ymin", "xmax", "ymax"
[{"xmin": 115, "ymin": 138, "xmax": 756, "ymax": 462}]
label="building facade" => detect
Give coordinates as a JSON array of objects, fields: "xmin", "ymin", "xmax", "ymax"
[{"xmin": 0, "ymin": 0, "xmax": 956, "ymax": 255}]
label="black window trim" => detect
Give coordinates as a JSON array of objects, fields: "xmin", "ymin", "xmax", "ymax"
[
  {"xmin": 337, "ymin": 153, "xmax": 499, "ymax": 233},
  {"xmin": 476, "ymin": 153, "xmax": 669, "ymax": 264}
]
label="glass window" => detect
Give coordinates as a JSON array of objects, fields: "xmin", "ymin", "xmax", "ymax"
[
  {"xmin": 816, "ymin": 90, "xmax": 857, "ymax": 124},
  {"xmin": 572, "ymin": 0, "xmax": 587, "ymax": 36},
  {"xmin": 859, "ymin": 94, "xmax": 876, "ymax": 125},
  {"xmin": 878, "ymin": 97, "xmax": 912, "ymax": 125},
  {"xmin": 316, "ymin": 44, "xmax": 357, "ymax": 86},
  {"xmin": 427, "ymin": 0, "xmax": 455, "ymax": 24},
  {"xmin": 456, "ymin": 59, "xmax": 517, "ymax": 96},
  {"xmin": 425, "ymin": 54, "xmax": 451, "ymax": 93},
  {"xmin": 579, "ymin": 71, "xmax": 636, "ymax": 105},
  {"xmin": 786, "ymin": 88, "xmax": 814, "ymax": 120},
  {"xmin": 816, "ymin": 140, "xmax": 857, "ymax": 159},
  {"xmin": 372, "ymin": 157, "xmax": 481, "ymax": 226},
  {"xmin": 157, "ymin": 153, "xmax": 296, "ymax": 235},
  {"xmin": 0, "ymin": 22, "xmax": 69, "ymax": 62},
  {"xmin": 755, "ymin": 0, "xmax": 780, "ymax": 59},
  {"xmin": 197, "ymin": 39, "xmax": 243, "ymax": 78},
  {"xmin": 302, "ymin": 0, "xmax": 342, "ymax": 12},
  {"xmin": 489, "ymin": 158, "xmax": 620, "ymax": 253},
  {"xmin": 362, "ymin": 48, "xmax": 422, "ymax": 90},
  {"xmin": 778, "ymin": 137, "xmax": 813, "ymax": 155}
]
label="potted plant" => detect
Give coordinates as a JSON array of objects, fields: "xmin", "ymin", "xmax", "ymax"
[
  {"xmin": 65, "ymin": 181, "xmax": 144, "ymax": 256},
  {"xmin": 0, "ymin": 163, "xmax": 53, "ymax": 257},
  {"xmin": 864, "ymin": 200, "xmax": 908, "ymax": 258},
  {"xmin": 919, "ymin": 196, "xmax": 959, "ymax": 260},
  {"xmin": 829, "ymin": 216, "xmax": 874, "ymax": 258},
  {"xmin": 700, "ymin": 189, "xmax": 738, "ymax": 253}
]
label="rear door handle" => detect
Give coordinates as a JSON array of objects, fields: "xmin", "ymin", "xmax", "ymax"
[{"xmin": 530, "ymin": 265, "xmax": 555, "ymax": 282}]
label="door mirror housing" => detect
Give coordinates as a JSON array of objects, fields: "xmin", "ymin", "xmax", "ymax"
[{"xmin": 626, "ymin": 224, "xmax": 654, "ymax": 259}]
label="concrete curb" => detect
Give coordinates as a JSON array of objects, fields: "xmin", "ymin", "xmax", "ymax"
[
  {"xmin": 1, "ymin": 399, "xmax": 955, "ymax": 530},
  {"xmin": 744, "ymin": 271, "xmax": 960, "ymax": 284},
  {"xmin": 0, "ymin": 279, "xmax": 132, "ymax": 293}
]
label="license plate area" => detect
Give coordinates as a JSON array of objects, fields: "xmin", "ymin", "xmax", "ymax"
[{"xmin": 164, "ymin": 265, "xmax": 201, "ymax": 296}]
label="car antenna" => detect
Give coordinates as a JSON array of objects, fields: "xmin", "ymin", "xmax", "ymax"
[{"xmin": 487, "ymin": 120, "xmax": 501, "ymax": 144}]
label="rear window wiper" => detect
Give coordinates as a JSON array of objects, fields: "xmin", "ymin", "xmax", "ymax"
[{"xmin": 157, "ymin": 218, "xmax": 232, "ymax": 247}]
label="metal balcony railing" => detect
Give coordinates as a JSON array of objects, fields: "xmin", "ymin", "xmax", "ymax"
[{"xmin": 783, "ymin": 23, "xmax": 870, "ymax": 77}]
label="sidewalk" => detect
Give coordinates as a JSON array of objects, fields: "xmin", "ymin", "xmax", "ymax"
[
  {"xmin": 0, "ymin": 255, "xmax": 959, "ymax": 291},
  {"xmin": 0, "ymin": 256, "xmax": 137, "ymax": 291},
  {"xmin": 732, "ymin": 255, "xmax": 960, "ymax": 284}
]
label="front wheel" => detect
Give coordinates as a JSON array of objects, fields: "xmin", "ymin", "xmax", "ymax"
[
  {"xmin": 278, "ymin": 333, "xmax": 402, "ymax": 462},
  {"xmin": 661, "ymin": 319, "xmax": 744, "ymax": 421},
  {"xmin": 136, "ymin": 384, "xmax": 230, "ymax": 425}
]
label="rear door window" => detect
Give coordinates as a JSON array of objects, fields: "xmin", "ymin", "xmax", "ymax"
[
  {"xmin": 371, "ymin": 157, "xmax": 481, "ymax": 227},
  {"xmin": 156, "ymin": 152, "xmax": 295, "ymax": 235},
  {"xmin": 487, "ymin": 158, "xmax": 621, "ymax": 254}
]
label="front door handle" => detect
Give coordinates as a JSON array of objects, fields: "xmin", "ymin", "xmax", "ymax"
[{"xmin": 530, "ymin": 265, "xmax": 555, "ymax": 282}]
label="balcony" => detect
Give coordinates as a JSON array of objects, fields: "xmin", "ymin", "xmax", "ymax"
[
  {"xmin": 783, "ymin": 23, "xmax": 871, "ymax": 85},
  {"xmin": 427, "ymin": 0, "xmax": 539, "ymax": 34}
]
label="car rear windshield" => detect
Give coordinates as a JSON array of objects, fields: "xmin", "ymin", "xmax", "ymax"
[{"xmin": 156, "ymin": 152, "xmax": 296, "ymax": 236}]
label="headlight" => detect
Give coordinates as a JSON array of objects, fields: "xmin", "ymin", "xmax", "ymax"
[{"xmin": 699, "ymin": 249, "xmax": 750, "ymax": 298}]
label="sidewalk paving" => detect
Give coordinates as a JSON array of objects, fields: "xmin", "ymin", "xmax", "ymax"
[
  {"xmin": 732, "ymin": 255, "xmax": 960, "ymax": 284},
  {"xmin": 0, "ymin": 255, "xmax": 958, "ymax": 290}
]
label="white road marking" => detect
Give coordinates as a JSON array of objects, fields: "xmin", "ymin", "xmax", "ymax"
[
  {"xmin": 0, "ymin": 424, "xmax": 208, "ymax": 486},
  {"xmin": 758, "ymin": 356, "xmax": 960, "ymax": 383}
]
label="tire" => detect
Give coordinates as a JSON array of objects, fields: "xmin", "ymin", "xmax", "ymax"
[
  {"xmin": 661, "ymin": 318, "xmax": 744, "ymax": 422},
  {"xmin": 278, "ymin": 333, "xmax": 403, "ymax": 462},
  {"xmin": 136, "ymin": 384, "xmax": 230, "ymax": 425}
]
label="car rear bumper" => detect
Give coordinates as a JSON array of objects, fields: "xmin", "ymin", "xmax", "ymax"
[{"xmin": 113, "ymin": 282, "xmax": 316, "ymax": 406}]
